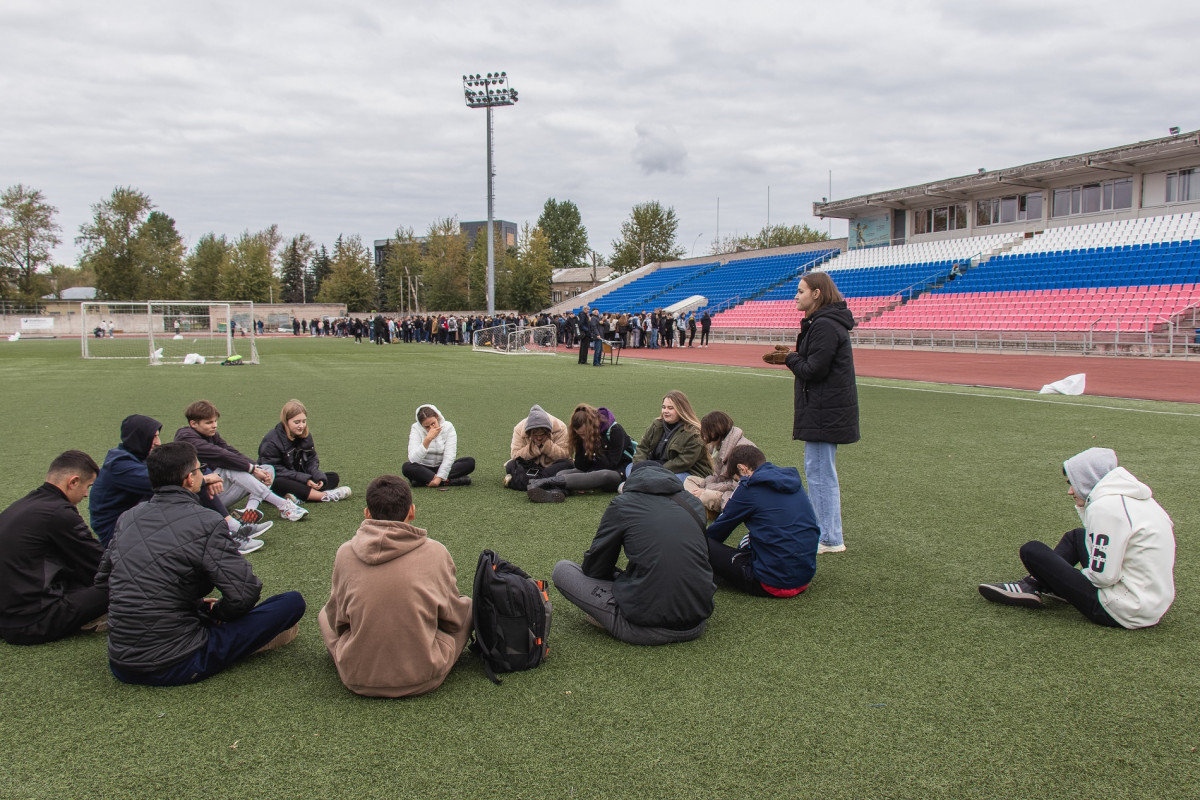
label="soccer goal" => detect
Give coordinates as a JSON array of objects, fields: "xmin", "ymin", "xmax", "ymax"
[
  {"xmin": 472, "ymin": 323, "xmax": 557, "ymax": 355},
  {"xmin": 80, "ymin": 302, "xmax": 259, "ymax": 364}
]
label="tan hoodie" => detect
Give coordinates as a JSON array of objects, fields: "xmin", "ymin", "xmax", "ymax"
[{"xmin": 319, "ymin": 518, "xmax": 472, "ymax": 697}]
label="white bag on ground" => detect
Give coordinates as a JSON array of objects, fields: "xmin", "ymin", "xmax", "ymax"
[
  {"xmin": 1040, "ymin": 373, "xmax": 1085, "ymax": 395},
  {"xmin": 183, "ymin": 353, "xmax": 206, "ymax": 365}
]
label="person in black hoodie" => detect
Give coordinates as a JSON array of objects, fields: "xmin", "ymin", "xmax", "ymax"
[
  {"xmin": 89, "ymin": 415, "xmax": 162, "ymax": 547},
  {"xmin": 764, "ymin": 271, "xmax": 859, "ymax": 555},
  {"xmin": 0, "ymin": 450, "xmax": 108, "ymax": 644},
  {"xmin": 551, "ymin": 461, "xmax": 714, "ymax": 645}
]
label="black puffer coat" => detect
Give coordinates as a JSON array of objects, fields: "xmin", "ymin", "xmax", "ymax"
[
  {"xmin": 96, "ymin": 486, "xmax": 262, "ymax": 671},
  {"xmin": 258, "ymin": 422, "xmax": 326, "ymax": 485},
  {"xmin": 785, "ymin": 301, "xmax": 860, "ymax": 444}
]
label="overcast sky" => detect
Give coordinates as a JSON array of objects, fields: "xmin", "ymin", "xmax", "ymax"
[{"xmin": 4, "ymin": 0, "xmax": 1199, "ymax": 267}]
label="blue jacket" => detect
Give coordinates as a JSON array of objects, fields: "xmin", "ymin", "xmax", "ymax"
[
  {"xmin": 706, "ymin": 462, "xmax": 819, "ymax": 591},
  {"xmin": 89, "ymin": 415, "xmax": 161, "ymax": 546}
]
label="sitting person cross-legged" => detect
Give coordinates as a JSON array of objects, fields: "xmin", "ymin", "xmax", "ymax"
[
  {"xmin": 631, "ymin": 390, "xmax": 712, "ymax": 482},
  {"xmin": 98, "ymin": 441, "xmax": 306, "ymax": 686},
  {"xmin": 527, "ymin": 404, "xmax": 632, "ymax": 503},
  {"xmin": 0, "ymin": 451, "xmax": 108, "ymax": 645},
  {"xmin": 552, "ymin": 461, "xmax": 715, "ymax": 645},
  {"xmin": 978, "ymin": 447, "xmax": 1175, "ymax": 629},
  {"xmin": 258, "ymin": 399, "xmax": 352, "ymax": 504},
  {"xmin": 319, "ymin": 475, "xmax": 473, "ymax": 697},
  {"xmin": 401, "ymin": 404, "xmax": 475, "ymax": 488},
  {"xmin": 705, "ymin": 445, "xmax": 819, "ymax": 598},
  {"xmin": 505, "ymin": 404, "xmax": 573, "ymax": 493},
  {"xmin": 684, "ymin": 410, "xmax": 755, "ymax": 520}
]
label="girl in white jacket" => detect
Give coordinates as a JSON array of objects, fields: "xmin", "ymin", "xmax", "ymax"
[
  {"xmin": 978, "ymin": 447, "xmax": 1175, "ymax": 629},
  {"xmin": 401, "ymin": 404, "xmax": 475, "ymax": 488}
]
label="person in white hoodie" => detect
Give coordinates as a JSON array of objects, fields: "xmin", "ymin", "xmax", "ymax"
[
  {"xmin": 400, "ymin": 405, "xmax": 475, "ymax": 488},
  {"xmin": 978, "ymin": 447, "xmax": 1175, "ymax": 629}
]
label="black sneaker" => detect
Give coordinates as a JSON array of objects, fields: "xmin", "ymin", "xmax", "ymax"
[
  {"xmin": 978, "ymin": 581, "xmax": 1043, "ymax": 608},
  {"xmin": 528, "ymin": 486, "xmax": 566, "ymax": 503}
]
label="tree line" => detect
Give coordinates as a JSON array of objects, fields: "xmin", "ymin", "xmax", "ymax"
[{"xmin": 1, "ymin": 185, "xmax": 828, "ymax": 312}]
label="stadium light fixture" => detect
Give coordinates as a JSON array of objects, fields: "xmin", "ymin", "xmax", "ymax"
[{"xmin": 462, "ymin": 71, "xmax": 519, "ymax": 315}]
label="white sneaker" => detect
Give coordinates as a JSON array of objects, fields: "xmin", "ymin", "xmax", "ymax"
[
  {"xmin": 817, "ymin": 543, "xmax": 846, "ymax": 554},
  {"xmin": 280, "ymin": 501, "xmax": 308, "ymax": 522},
  {"xmin": 322, "ymin": 486, "xmax": 352, "ymax": 502}
]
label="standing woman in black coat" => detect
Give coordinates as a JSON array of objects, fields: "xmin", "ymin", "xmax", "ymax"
[{"xmin": 768, "ymin": 271, "xmax": 859, "ymax": 554}]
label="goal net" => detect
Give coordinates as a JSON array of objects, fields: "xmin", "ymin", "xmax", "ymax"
[
  {"xmin": 472, "ymin": 323, "xmax": 557, "ymax": 355},
  {"xmin": 80, "ymin": 302, "xmax": 259, "ymax": 364}
]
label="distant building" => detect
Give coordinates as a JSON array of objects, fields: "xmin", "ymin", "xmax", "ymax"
[
  {"xmin": 550, "ymin": 267, "xmax": 609, "ymax": 305},
  {"xmin": 42, "ymin": 286, "xmax": 97, "ymax": 300},
  {"xmin": 460, "ymin": 220, "xmax": 518, "ymax": 249}
]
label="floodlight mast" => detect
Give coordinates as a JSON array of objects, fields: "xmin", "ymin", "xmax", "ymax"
[{"xmin": 462, "ymin": 71, "xmax": 518, "ymax": 315}]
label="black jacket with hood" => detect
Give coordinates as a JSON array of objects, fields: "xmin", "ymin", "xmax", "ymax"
[
  {"xmin": 581, "ymin": 463, "xmax": 714, "ymax": 629},
  {"xmin": 785, "ymin": 301, "xmax": 860, "ymax": 444},
  {"xmin": 89, "ymin": 414, "xmax": 161, "ymax": 546},
  {"xmin": 258, "ymin": 422, "xmax": 326, "ymax": 485}
]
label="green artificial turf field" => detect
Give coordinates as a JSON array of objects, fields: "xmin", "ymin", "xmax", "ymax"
[{"xmin": 1, "ymin": 338, "xmax": 1197, "ymax": 799}]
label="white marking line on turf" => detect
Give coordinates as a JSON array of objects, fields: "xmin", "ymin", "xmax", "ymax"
[
  {"xmin": 857, "ymin": 382, "xmax": 1200, "ymax": 417},
  {"xmin": 617, "ymin": 358, "xmax": 1200, "ymax": 417}
]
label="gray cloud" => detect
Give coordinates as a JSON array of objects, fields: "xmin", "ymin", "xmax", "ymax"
[{"xmin": 633, "ymin": 124, "xmax": 688, "ymax": 176}]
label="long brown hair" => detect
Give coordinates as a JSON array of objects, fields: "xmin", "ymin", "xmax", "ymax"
[
  {"xmin": 661, "ymin": 390, "xmax": 701, "ymax": 432},
  {"xmin": 800, "ymin": 271, "xmax": 844, "ymax": 315},
  {"xmin": 569, "ymin": 404, "xmax": 601, "ymax": 461},
  {"xmin": 281, "ymin": 399, "xmax": 308, "ymax": 440}
]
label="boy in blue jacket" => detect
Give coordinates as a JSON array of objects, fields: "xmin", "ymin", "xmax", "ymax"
[{"xmin": 705, "ymin": 445, "xmax": 819, "ymax": 598}]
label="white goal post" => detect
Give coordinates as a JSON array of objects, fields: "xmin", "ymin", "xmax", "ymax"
[
  {"xmin": 80, "ymin": 302, "xmax": 260, "ymax": 364},
  {"xmin": 472, "ymin": 323, "xmax": 557, "ymax": 354}
]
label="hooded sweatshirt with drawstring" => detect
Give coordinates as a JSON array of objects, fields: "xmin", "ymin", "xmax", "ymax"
[
  {"xmin": 1063, "ymin": 447, "xmax": 1175, "ymax": 629},
  {"xmin": 319, "ymin": 517, "xmax": 472, "ymax": 697}
]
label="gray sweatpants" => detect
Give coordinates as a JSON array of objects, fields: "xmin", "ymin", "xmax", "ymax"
[{"xmin": 551, "ymin": 560, "xmax": 706, "ymax": 646}]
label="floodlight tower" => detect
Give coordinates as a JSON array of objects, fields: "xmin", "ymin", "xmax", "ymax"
[{"xmin": 462, "ymin": 71, "xmax": 519, "ymax": 315}]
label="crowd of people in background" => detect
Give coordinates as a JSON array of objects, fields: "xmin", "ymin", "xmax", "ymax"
[{"xmin": 279, "ymin": 307, "xmax": 715, "ymax": 354}]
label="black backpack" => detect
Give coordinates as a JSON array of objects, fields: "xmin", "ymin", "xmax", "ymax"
[{"xmin": 471, "ymin": 550, "xmax": 551, "ymax": 684}]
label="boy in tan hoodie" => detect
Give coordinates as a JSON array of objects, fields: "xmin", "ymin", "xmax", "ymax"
[{"xmin": 319, "ymin": 475, "xmax": 472, "ymax": 697}]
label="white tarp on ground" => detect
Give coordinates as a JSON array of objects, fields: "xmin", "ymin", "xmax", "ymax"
[{"xmin": 1039, "ymin": 373, "xmax": 1086, "ymax": 395}]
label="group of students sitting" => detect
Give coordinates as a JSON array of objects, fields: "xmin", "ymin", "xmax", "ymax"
[{"xmin": 0, "ymin": 390, "xmax": 1178, "ymax": 698}]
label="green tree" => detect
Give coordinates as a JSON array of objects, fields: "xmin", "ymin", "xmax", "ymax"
[
  {"xmin": 0, "ymin": 184, "xmax": 61, "ymax": 305},
  {"xmin": 186, "ymin": 234, "xmax": 230, "ymax": 300},
  {"xmin": 421, "ymin": 218, "xmax": 468, "ymax": 310},
  {"xmin": 134, "ymin": 211, "xmax": 186, "ymax": 299},
  {"xmin": 76, "ymin": 187, "xmax": 154, "ymax": 300},
  {"xmin": 279, "ymin": 234, "xmax": 313, "ymax": 304},
  {"xmin": 382, "ymin": 227, "xmax": 423, "ymax": 312},
  {"xmin": 508, "ymin": 223, "xmax": 553, "ymax": 313},
  {"xmin": 537, "ymin": 198, "xmax": 589, "ymax": 269},
  {"xmin": 608, "ymin": 201, "xmax": 685, "ymax": 273},
  {"xmin": 711, "ymin": 223, "xmax": 829, "ymax": 254},
  {"xmin": 317, "ymin": 234, "xmax": 375, "ymax": 311},
  {"xmin": 219, "ymin": 229, "xmax": 275, "ymax": 301},
  {"xmin": 310, "ymin": 244, "xmax": 332, "ymax": 298}
]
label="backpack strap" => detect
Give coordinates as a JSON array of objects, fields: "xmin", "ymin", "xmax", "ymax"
[{"xmin": 669, "ymin": 491, "xmax": 706, "ymax": 532}]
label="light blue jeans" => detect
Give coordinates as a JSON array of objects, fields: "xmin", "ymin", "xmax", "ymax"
[{"xmin": 804, "ymin": 441, "xmax": 843, "ymax": 547}]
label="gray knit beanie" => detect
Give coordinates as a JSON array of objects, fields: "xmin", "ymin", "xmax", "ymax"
[{"xmin": 525, "ymin": 404, "xmax": 552, "ymax": 433}]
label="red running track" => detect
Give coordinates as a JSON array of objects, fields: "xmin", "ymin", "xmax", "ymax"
[{"xmin": 608, "ymin": 342, "xmax": 1200, "ymax": 404}]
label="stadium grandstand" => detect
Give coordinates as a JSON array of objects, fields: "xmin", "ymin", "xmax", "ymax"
[{"xmin": 552, "ymin": 129, "xmax": 1200, "ymax": 356}]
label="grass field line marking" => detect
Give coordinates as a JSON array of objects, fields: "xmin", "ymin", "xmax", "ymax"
[
  {"xmin": 858, "ymin": 381, "xmax": 1200, "ymax": 417},
  {"xmin": 613, "ymin": 358, "xmax": 1200, "ymax": 416}
]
